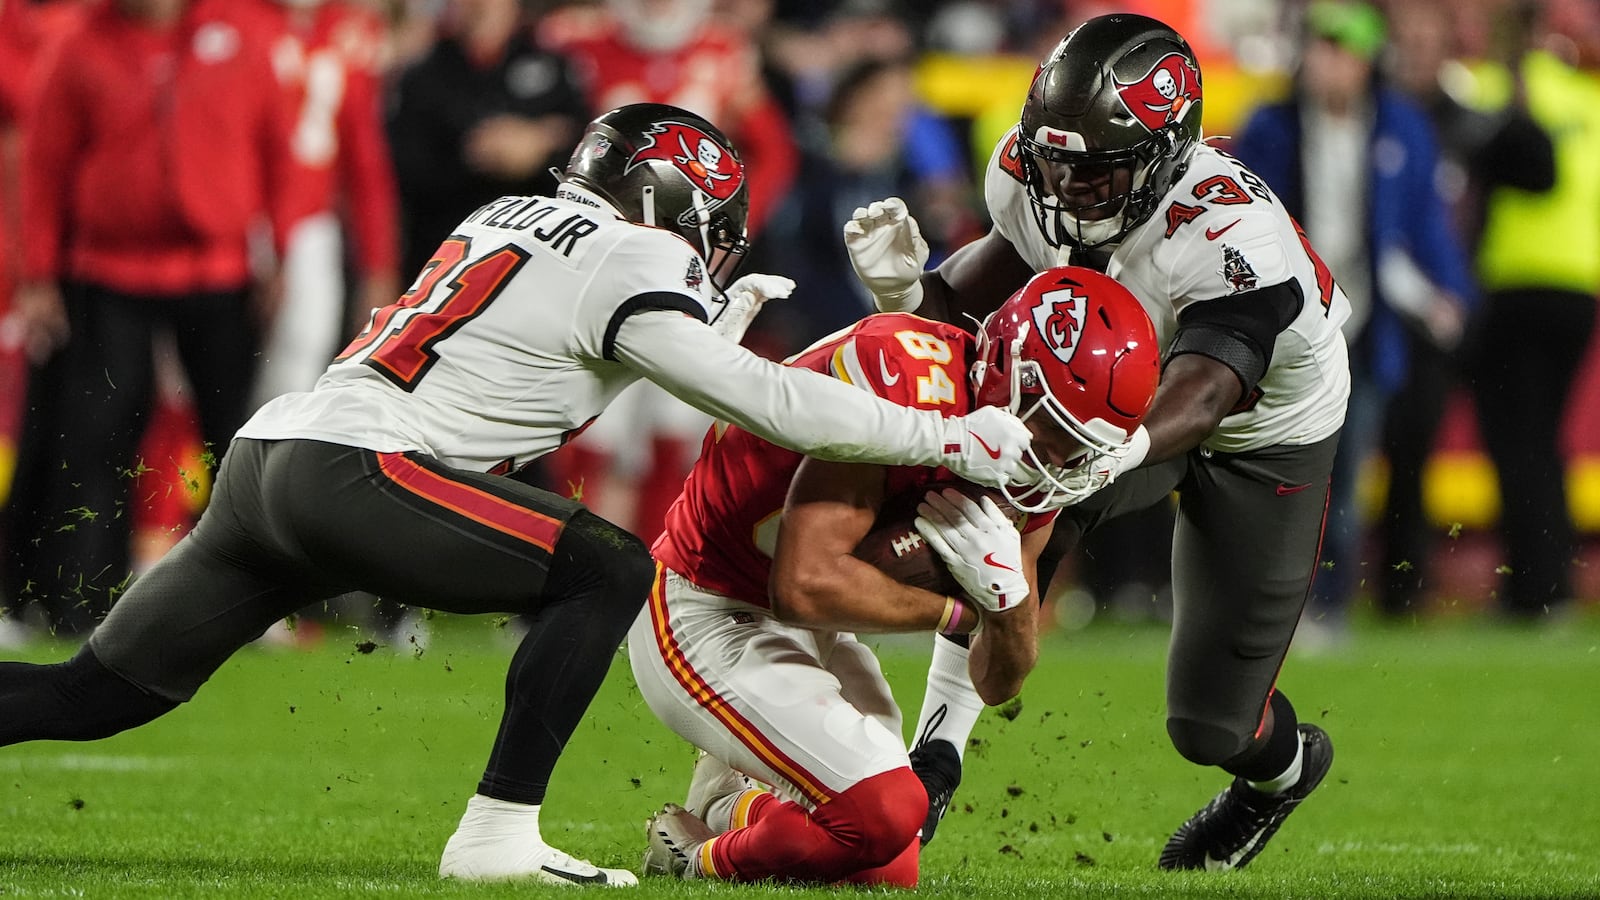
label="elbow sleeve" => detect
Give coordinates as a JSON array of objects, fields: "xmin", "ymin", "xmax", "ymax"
[{"xmin": 1169, "ymin": 279, "xmax": 1304, "ymax": 397}]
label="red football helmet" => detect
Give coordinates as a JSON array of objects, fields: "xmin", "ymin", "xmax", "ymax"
[{"xmin": 972, "ymin": 266, "xmax": 1160, "ymax": 510}]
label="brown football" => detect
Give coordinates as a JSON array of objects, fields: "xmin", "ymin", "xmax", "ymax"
[{"xmin": 851, "ymin": 480, "xmax": 1024, "ymax": 595}]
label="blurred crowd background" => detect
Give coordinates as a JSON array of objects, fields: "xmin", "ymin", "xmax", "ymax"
[{"xmin": 0, "ymin": 0, "xmax": 1596, "ymax": 651}]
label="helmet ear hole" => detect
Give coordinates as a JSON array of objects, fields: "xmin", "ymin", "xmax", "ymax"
[{"xmin": 640, "ymin": 184, "xmax": 657, "ymax": 228}]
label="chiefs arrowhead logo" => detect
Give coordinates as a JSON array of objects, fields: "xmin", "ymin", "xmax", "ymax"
[
  {"xmin": 1031, "ymin": 286, "xmax": 1087, "ymax": 365},
  {"xmin": 1114, "ymin": 52, "xmax": 1201, "ymax": 133},
  {"xmin": 624, "ymin": 121, "xmax": 745, "ymax": 203}
]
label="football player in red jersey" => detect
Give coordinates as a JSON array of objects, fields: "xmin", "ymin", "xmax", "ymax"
[
  {"xmin": 632, "ymin": 267, "xmax": 1159, "ymax": 886},
  {"xmin": 843, "ymin": 15, "xmax": 1351, "ymax": 871}
]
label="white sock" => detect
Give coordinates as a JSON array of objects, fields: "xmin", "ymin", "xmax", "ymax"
[
  {"xmin": 1246, "ymin": 735, "xmax": 1304, "ymax": 795},
  {"xmin": 911, "ymin": 635, "xmax": 985, "ymax": 760},
  {"xmin": 702, "ymin": 788, "xmax": 764, "ymax": 834},
  {"xmin": 453, "ymin": 794, "xmax": 544, "ymax": 841}
]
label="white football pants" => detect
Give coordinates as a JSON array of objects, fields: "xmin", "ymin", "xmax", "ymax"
[{"xmin": 628, "ymin": 565, "xmax": 909, "ymax": 808}]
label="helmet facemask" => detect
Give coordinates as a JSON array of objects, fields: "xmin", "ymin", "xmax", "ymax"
[
  {"xmin": 973, "ymin": 323, "xmax": 1139, "ymax": 513},
  {"xmin": 687, "ymin": 194, "xmax": 749, "ymax": 296},
  {"xmin": 638, "ymin": 184, "xmax": 750, "ymax": 294},
  {"xmin": 1022, "ymin": 127, "xmax": 1181, "ymax": 250}
]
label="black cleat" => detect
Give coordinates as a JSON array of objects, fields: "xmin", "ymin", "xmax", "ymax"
[
  {"xmin": 908, "ymin": 739, "xmax": 962, "ymax": 846},
  {"xmin": 1158, "ymin": 724, "xmax": 1334, "ymax": 871}
]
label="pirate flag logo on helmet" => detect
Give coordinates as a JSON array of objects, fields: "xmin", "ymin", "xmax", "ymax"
[
  {"xmin": 1114, "ymin": 52, "xmax": 1201, "ymax": 133},
  {"xmin": 624, "ymin": 120, "xmax": 745, "ymax": 203}
]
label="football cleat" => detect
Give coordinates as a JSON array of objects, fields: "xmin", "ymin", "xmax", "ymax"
[
  {"xmin": 684, "ymin": 751, "xmax": 756, "ymax": 832},
  {"xmin": 642, "ymin": 803, "xmax": 716, "ymax": 879},
  {"xmin": 908, "ymin": 739, "xmax": 963, "ymax": 846},
  {"xmin": 439, "ymin": 834, "xmax": 638, "ymax": 886},
  {"xmin": 1158, "ymin": 724, "xmax": 1334, "ymax": 871}
]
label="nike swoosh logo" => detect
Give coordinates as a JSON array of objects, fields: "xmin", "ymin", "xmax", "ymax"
[
  {"xmin": 1275, "ymin": 482, "xmax": 1312, "ymax": 496},
  {"xmin": 982, "ymin": 552, "xmax": 1018, "ymax": 572},
  {"xmin": 1205, "ymin": 219, "xmax": 1242, "ymax": 240},
  {"xmin": 541, "ymin": 865, "xmax": 611, "ymax": 885},
  {"xmin": 970, "ymin": 432, "xmax": 1002, "ymax": 460},
  {"xmin": 878, "ymin": 351, "xmax": 901, "ymax": 386},
  {"xmin": 1205, "ymin": 827, "xmax": 1268, "ymax": 870}
]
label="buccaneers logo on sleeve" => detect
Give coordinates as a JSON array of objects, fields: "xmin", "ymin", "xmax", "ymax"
[
  {"xmin": 1030, "ymin": 286, "xmax": 1087, "ymax": 364},
  {"xmin": 1218, "ymin": 244, "xmax": 1259, "ymax": 293},
  {"xmin": 1114, "ymin": 53, "xmax": 1200, "ymax": 133},
  {"xmin": 625, "ymin": 121, "xmax": 745, "ymax": 203}
]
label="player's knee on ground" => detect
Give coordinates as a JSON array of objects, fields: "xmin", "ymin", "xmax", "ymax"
[
  {"xmin": 813, "ymin": 768, "xmax": 926, "ymax": 872},
  {"xmin": 1166, "ymin": 716, "xmax": 1250, "ymax": 767},
  {"xmin": 545, "ymin": 510, "xmax": 654, "ymax": 618}
]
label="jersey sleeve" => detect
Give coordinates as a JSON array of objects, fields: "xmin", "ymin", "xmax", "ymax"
[
  {"xmin": 575, "ymin": 228, "xmax": 718, "ymax": 361},
  {"xmin": 822, "ymin": 323, "xmax": 967, "ymax": 414},
  {"xmin": 1164, "ymin": 208, "xmax": 1295, "ymax": 314},
  {"xmin": 613, "ymin": 311, "xmax": 955, "ymax": 469},
  {"xmin": 1020, "ymin": 509, "xmax": 1058, "ymax": 535}
]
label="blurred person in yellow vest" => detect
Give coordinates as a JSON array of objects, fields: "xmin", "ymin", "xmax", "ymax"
[
  {"xmin": 1460, "ymin": 0, "xmax": 1600, "ymax": 621},
  {"xmin": 1377, "ymin": 0, "xmax": 1554, "ymax": 619}
]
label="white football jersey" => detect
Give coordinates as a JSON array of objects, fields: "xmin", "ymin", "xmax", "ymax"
[
  {"xmin": 240, "ymin": 189, "xmax": 718, "ymax": 472},
  {"xmin": 985, "ymin": 132, "xmax": 1351, "ymax": 452}
]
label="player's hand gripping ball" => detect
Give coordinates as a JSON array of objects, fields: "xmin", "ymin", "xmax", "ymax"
[{"xmin": 851, "ymin": 480, "xmax": 1026, "ymax": 596}]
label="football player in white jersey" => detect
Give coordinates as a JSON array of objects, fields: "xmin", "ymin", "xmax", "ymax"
[
  {"xmin": 843, "ymin": 15, "xmax": 1352, "ymax": 871},
  {"xmin": 0, "ymin": 104, "xmax": 1037, "ymax": 887}
]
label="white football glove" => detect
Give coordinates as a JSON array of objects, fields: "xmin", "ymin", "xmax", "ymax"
[
  {"xmin": 842, "ymin": 197, "xmax": 929, "ymax": 312},
  {"xmin": 914, "ymin": 488, "xmax": 1030, "ymax": 613},
  {"xmin": 938, "ymin": 405, "xmax": 1033, "ymax": 489},
  {"xmin": 711, "ymin": 273, "xmax": 795, "ymax": 342},
  {"xmin": 1103, "ymin": 424, "xmax": 1151, "ymax": 484},
  {"xmin": 1064, "ymin": 424, "xmax": 1152, "ymax": 501}
]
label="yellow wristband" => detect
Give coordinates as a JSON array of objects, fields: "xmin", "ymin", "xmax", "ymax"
[{"xmin": 938, "ymin": 596, "xmax": 973, "ymax": 636}]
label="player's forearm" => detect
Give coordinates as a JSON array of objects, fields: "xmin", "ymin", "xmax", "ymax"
[
  {"xmin": 964, "ymin": 524, "xmax": 1047, "ymax": 702},
  {"xmin": 1142, "ymin": 353, "xmax": 1239, "ymax": 465},
  {"xmin": 907, "ymin": 270, "xmax": 953, "ymax": 324},
  {"xmin": 967, "ymin": 603, "xmax": 1037, "ymax": 705},
  {"xmin": 771, "ymin": 557, "xmax": 976, "ymax": 635},
  {"xmin": 615, "ymin": 312, "xmax": 949, "ymax": 468},
  {"xmin": 928, "ymin": 228, "xmax": 1037, "ymax": 330}
]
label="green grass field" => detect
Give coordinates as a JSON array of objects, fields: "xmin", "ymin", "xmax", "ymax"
[{"xmin": 3, "ymin": 611, "xmax": 1598, "ymax": 898}]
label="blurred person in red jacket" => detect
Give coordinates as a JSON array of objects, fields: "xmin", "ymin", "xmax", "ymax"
[
  {"xmin": 541, "ymin": 0, "xmax": 799, "ymax": 541},
  {"xmin": 2, "ymin": 0, "xmax": 293, "ymax": 636},
  {"xmin": 545, "ymin": 0, "xmax": 796, "ymax": 234},
  {"xmin": 0, "ymin": 0, "xmax": 90, "ymax": 647},
  {"xmin": 250, "ymin": 0, "xmax": 400, "ymax": 406}
]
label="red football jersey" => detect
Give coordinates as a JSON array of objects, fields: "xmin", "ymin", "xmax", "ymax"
[
  {"xmin": 261, "ymin": 0, "xmax": 397, "ymax": 275},
  {"xmin": 546, "ymin": 18, "xmax": 796, "ymax": 234},
  {"xmin": 654, "ymin": 313, "xmax": 1051, "ymax": 606}
]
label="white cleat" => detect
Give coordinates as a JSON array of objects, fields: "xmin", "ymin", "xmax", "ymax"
[
  {"xmin": 439, "ymin": 834, "xmax": 638, "ymax": 887},
  {"xmin": 684, "ymin": 751, "xmax": 756, "ymax": 831},
  {"xmin": 642, "ymin": 803, "xmax": 716, "ymax": 879}
]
